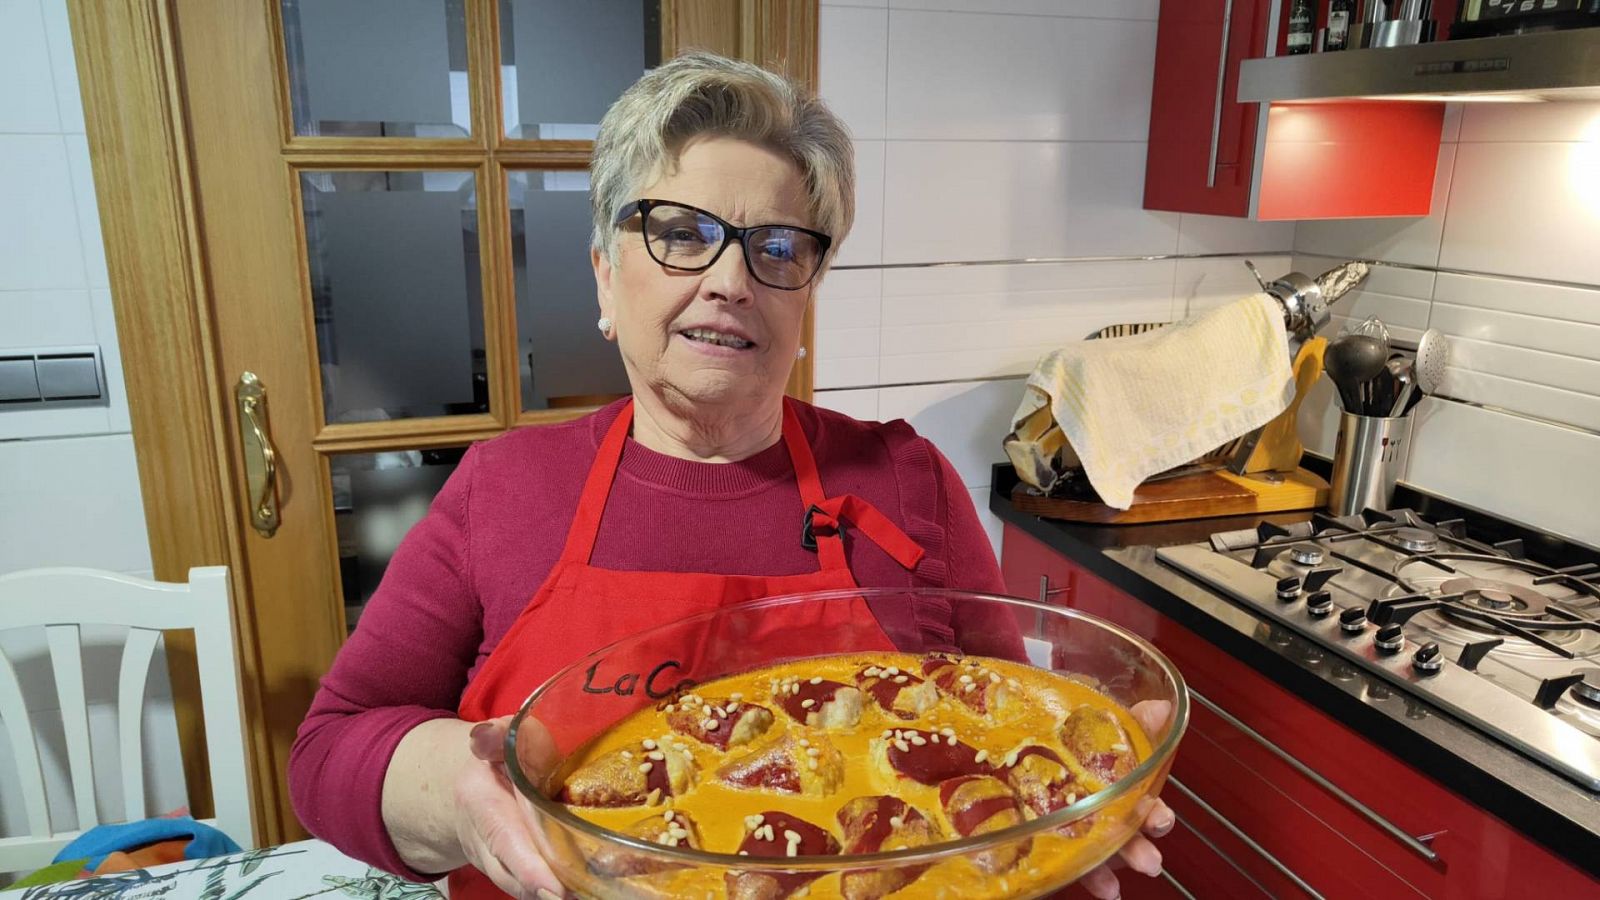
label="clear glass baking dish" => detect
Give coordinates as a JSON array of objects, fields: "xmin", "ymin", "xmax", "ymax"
[{"xmin": 505, "ymin": 588, "xmax": 1188, "ymax": 899}]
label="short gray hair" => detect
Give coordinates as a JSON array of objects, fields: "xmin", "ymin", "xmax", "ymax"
[{"xmin": 589, "ymin": 52, "xmax": 855, "ymax": 267}]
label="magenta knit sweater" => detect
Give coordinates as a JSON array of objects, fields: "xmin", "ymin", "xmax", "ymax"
[{"xmin": 288, "ymin": 400, "xmax": 1017, "ymax": 878}]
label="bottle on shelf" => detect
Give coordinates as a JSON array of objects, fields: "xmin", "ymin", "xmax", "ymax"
[
  {"xmin": 1288, "ymin": 0, "xmax": 1316, "ymax": 54},
  {"xmin": 1328, "ymin": 0, "xmax": 1354, "ymax": 50}
]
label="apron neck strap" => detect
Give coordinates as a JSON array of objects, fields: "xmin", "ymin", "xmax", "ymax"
[{"xmin": 559, "ymin": 398, "xmax": 846, "ymax": 567}]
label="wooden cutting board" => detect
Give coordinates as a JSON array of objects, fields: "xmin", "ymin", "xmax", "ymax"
[{"xmin": 1010, "ymin": 467, "xmax": 1330, "ymax": 525}]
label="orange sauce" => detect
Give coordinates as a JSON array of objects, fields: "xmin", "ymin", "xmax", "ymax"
[{"xmin": 555, "ymin": 653, "xmax": 1152, "ymax": 898}]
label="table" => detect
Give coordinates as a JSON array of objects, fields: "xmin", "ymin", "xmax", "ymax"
[{"xmin": 11, "ymin": 840, "xmax": 446, "ymax": 899}]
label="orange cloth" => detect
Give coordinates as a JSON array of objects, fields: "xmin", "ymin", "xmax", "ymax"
[{"xmin": 89, "ymin": 839, "xmax": 190, "ymax": 874}]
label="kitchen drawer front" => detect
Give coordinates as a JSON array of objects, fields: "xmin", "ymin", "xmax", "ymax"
[
  {"xmin": 1000, "ymin": 522, "xmax": 1078, "ymax": 605},
  {"xmin": 1171, "ymin": 711, "xmax": 1424, "ymax": 898},
  {"xmin": 1031, "ymin": 536, "xmax": 1600, "ymax": 895}
]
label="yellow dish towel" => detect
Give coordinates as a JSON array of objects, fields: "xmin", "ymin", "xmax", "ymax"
[{"xmin": 1008, "ymin": 293, "xmax": 1294, "ymax": 510}]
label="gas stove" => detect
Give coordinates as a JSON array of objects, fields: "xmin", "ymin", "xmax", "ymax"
[{"xmin": 1155, "ymin": 508, "xmax": 1600, "ymax": 792}]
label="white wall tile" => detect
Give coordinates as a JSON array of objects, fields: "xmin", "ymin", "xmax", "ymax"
[
  {"xmin": 1293, "ymin": 144, "xmax": 1457, "ymax": 268},
  {"xmin": 0, "ymin": 289, "xmax": 95, "ymax": 347},
  {"xmin": 1432, "ymin": 271, "xmax": 1600, "ymax": 325},
  {"xmin": 878, "ymin": 377, "xmax": 1024, "ymax": 488},
  {"xmin": 835, "ymin": 140, "xmax": 885, "ymax": 268},
  {"xmin": 1438, "ymin": 141, "xmax": 1600, "ymax": 286},
  {"xmin": 0, "ymin": 0, "xmax": 61, "ymax": 133},
  {"xmin": 813, "ymin": 387, "xmax": 880, "ymax": 421},
  {"xmin": 91, "ymin": 287, "xmax": 130, "ymax": 433},
  {"xmin": 824, "ymin": 0, "xmax": 887, "ymax": 6},
  {"xmin": 65, "ymin": 133, "xmax": 108, "ymax": 289},
  {"xmin": 0, "ymin": 406, "xmax": 112, "ymax": 442},
  {"xmin": 886, "ymin": 11, "xmax": 1155, "ymax": 142},
  {"xmin": 882, "ymin": 141, "xmax": 1180, "ymax": 264},
  {"xmin": 0, "ymin": 134, "xmax": 86, "ymax": 290},
  {"xmin": 819, "ymin": 6, "xmax": 887, "ymax": 141},
  {"xmin": 1177, "ymin": 215, "xmax": 1295, "ymax": 256},
  {"xmin": 1428, "ymin": 302, "xmax": 1600, "ymax": 363},
  {"xmin": 40, "ymin": 0, "xmax": 83, "ymax": 134},
  {"xmin": 814, "ymin": 269, "xmax": 881, "ymax": 390},
  {"xmin": 1174, "ymin": 254, "xmax": 1293, "ymax": 317},
  {"xmin": 1405, "ymin": 399, "xmax": 1600, "ymax": 547},
  {"xmin": 1296, "ymin": 376, "xmax": 1341, "ymax": 460},
  {"xmin": 877, "ymin": 345, "xmax": 1048, "ymax": 384},
  {"xmin": 968, "ymin": 485, "xmax": 1003, "ymax": 559},
  {"xmin": 889, "ymin": 0, "xmax": 1159, "ymax": 19},
  {"xmin": 1457, "ymin": 100, "xmax": 1600, "ymax": 143},
  {"xmin": 0, "ymin": 434, "xmax": 151, "ymax": 574},
  {"xmin": 1438, "ymin": 368, "xmax": 1600, "ymax": 434}
]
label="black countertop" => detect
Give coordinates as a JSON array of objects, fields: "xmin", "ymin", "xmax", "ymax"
[{"xmin": 987, "ymin": 464, "xmax": 1600, "ymax": 876}]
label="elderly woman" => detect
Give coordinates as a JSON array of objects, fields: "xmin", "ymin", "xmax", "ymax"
[{"xmin": 290, "ymin": 52, "xmax": 1169, "ymax": 899}]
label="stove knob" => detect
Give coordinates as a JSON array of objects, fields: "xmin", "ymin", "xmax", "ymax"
[
  {"xmin": 1275, "ymin": 576, "xmax": 1301, "ymax": 601},
  {"xmin": 1305, "ymin": 591, "xmax": 1334, "ymax": 617},
  {"xmin": 1374, "ymin": 624, "xmax": 1406, "ymax": 653},
  {"xmin": 1412, "ymin": 641, "xmax": 1443, "ymax": 675},
  {"xmin": 1339, "ymin": 607, "xmax": 1368, "ymax": 634}
]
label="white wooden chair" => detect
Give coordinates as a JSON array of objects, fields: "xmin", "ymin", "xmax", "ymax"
[{"xmin": 0, "ymin": 566, "xmax": 254, "ymax": 875}]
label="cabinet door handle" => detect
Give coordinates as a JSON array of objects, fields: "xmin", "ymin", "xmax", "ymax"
[
  {"xmin": 1038, "ymin": 574, "xmax": 1070, "ymax": 605},
  {"xmin": 1193, "ymin": 689, "xmax": 1441, "ymax": 862},
  {"xmin": 1169, "ymin": 775, "xmax": 1327, "ymax": 899},
  {"xmin": 1206, "ymin": 0, "xmax": 1235, "ymax": 189}
]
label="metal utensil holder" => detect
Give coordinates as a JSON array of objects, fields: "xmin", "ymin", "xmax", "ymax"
[{"xmin": 1329, "ymin": 411, "xmax": 1413, "ymax": 515}]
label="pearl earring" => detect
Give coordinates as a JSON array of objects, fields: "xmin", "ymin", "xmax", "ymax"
[
  {"xmin": 597, "ymin": 317, "xmax": 614, "ymax": 338},
  {"xmin": 796, "ymin": 346, "xmax": 808, "ymax": 360}
]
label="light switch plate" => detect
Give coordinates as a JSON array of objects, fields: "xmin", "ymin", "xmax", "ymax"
[
  {"xmin": 0, "ymin": 358, "xmax": 41, "ymax": 402},
  {"xmin": 36, "ymin": 355, "xmax": 102, "ymax": 400}
]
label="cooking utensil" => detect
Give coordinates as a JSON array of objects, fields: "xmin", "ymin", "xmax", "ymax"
[
  {"xmin": 505, "ymin": 588, "xmax": 1189, "ymax": 898},
  {"xmin": 1325, "ymin": 334, "xmax": 1388, "ymax": 413},
  {"xmin": 1388, "ymin": 357, "xmax": 1416, "ymax": 417},
  {"xmin": 1415, "ymin": 327, "xmax": 1449, "ymax": 396}
]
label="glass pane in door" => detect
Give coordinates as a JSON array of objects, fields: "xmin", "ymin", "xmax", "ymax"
[
  {"xmin": 500, "ymin": 0, "xmax": 656, "ymax": 139},
  {"xmin": 301, "ymin": 170, "xmax": 489, "ymax": 423},
  {"xmin": 282, "ymin": 0, "xmax": 471, "ymax": 137},
  {"xmin": 330, "ymin": 447, "xmax": 465, "ymax": 632},
  {"xmin": 508, "ymin": 170, "xmax": 631, "ymax": 410}
]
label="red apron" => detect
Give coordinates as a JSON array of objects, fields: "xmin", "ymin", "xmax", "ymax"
[{"xmin": 451, "ymin": 398, "xmax": 926, "ymax": 898}]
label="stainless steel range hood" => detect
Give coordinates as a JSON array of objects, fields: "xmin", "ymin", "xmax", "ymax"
[{"xmin": 1239, "ymin": 28, "xmax": 1600, "ymax": 103}]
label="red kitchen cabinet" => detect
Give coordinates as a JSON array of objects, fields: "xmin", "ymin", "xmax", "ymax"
[
  {"xmin": 1145, "ymin": 0, "xmax": 1444, "ymax": 219},
  {"xmin": 1001, "ymin": 523, "xmax": 1600, "ymax": 897}
]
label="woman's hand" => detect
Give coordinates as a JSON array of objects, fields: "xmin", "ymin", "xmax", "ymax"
[
  {"xmin": 1076, "ymin": 699, "xmax": 1177, "ymax": 900},
  {"xmin": 456, "ymin": 716, "xmax": 568, "ymax": 899}
]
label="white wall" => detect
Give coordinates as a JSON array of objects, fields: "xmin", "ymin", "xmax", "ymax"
[
  {"xmin": 1295, "ymin": 102, "xmax": 1600, "ymax": 547},
  {"xmin": 813, "ymin": 0, "xmax": 1294, "ymax": 553},
  {"xmin": 0, "ymin": 0, "xmax": 182, "ymax": 849}
]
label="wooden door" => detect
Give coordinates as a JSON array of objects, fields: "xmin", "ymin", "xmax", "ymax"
[{"xmin": 71, "ymin": 0, "xmax": 816, "ymax": 845}]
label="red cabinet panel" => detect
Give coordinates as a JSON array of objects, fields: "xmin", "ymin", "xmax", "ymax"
[
  {"xmin": 1000, "ymin": 524, "xmax": 1600, "ymax": 897},
  {"xmin": 1145, "ymin": 0, "xmax": 1267, "ymax": 217},
  {"xmin": 1145, "ymin": 0, "xmax": 1445, "ymax": 219}
]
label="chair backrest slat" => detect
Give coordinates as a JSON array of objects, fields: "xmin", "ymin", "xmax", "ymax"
[
  {"xmin": 117, "ymin": 627, "xmax": 161, "ymax": 823},
  {"xmin": 0, "ymin": 650, "xmax": 52, "ymax": 837},
  {"xmin": 45, "ymin": 625, "xmax": 99, "ymax": 831},
  {"xmin": 187, "ymin": 568, "xmax": 254, "ymax": 849}
]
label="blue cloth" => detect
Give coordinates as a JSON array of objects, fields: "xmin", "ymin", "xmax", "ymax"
[{"xmin": 52, "ymin": 817, "xmax": 241, "ymax": 870}]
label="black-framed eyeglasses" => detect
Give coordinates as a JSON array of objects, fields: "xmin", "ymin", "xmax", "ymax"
[{"xmin": 613, "ymin": 198, "xmax": 832, "ymax": 291}]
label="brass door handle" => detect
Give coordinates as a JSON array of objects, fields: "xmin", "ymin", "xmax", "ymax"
[{"xmin": 235, "ymin": 372, "xmax": 280, "ymax": 537}]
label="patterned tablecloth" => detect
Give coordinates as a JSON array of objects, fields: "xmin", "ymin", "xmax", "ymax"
[{"xmin": 9, "ymin": 840, "xmax": 445, "ymax": 900}]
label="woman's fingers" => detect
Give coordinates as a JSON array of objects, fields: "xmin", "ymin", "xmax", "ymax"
[
  {"xmin": 1129, "ymin": 698, "xmax": 1173, "ymax": 738},
  {"xmin": 469, "ymin": 716, "xmax": 512, "ymax": 762},
  {"xmin": 1116, "ymin": 833, "xmax": 1163, "ymax": 877},
  {"xmin": 1078, "ymin": 862, "xmax": 1122, "ymax": 900},
  {"xmin": 1143, "ymin": 797, "xmax": 1175, "ymax": 838}
]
